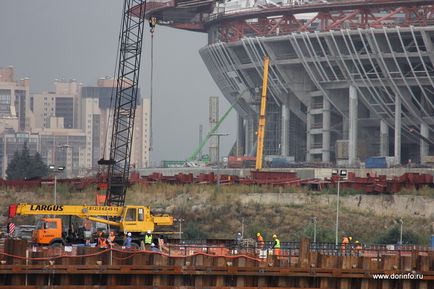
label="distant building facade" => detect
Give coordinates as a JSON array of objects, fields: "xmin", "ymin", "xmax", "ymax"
[
  {"xmin": 32, "ymin": 79, "xmax": 80, "ymax": 129},
  {"xmin": 0, "ymin": 66, "xmax": 31, "ymax": 132},
  {"xmin": 0, "ymin": 69, "xmax": 151, "ymax": 178}
]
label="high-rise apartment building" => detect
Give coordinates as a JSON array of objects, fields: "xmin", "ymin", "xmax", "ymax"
[
  {"xmin": 133, "ymin": 98, "xmax": 151, "ymax": 168},
  {"xmin": 32, "ymin": 79, "xmax": 80, "ymax": 129},
  {"xmin": 0, "ymin": 66, "xmax": 31, "ymax": 132},
  {"xmin": 81, "ymin": 77, "xmax": 150, "ymax": 169}
]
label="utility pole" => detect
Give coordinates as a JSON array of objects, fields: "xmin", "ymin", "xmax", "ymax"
[
  {"xmin": 399, "ymin": 218, "xmax": 404, "ymax": 245},
  {"xmin": 211, "ymin": 133, "xmax": 229, "ymax": 190},
  {"xmin": 311, "ymin": 216, "xmax": 317, "ymax": 243}
]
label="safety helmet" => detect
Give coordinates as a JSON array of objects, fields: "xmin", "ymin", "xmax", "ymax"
[
  {"xmin": 273, "ymin": 234, "xmax": 277, "ymax": 238},
  {"xmin": 147, "ymin": 230, "xmax": 151, "ymax": 234},
  {"xmin": 257, "ymin": 232, "xmax": 261, "ymax": 237},
  {"xmin": 349, "ymin": 236, "xmax": 352, "ymax": 241},
  {"xmin": 151, "ymin": 243, "xmax": 155, "ymax": 247},
  {"xmin": 127, "ymin": 232, "xmax": 131, "ymax": 237},
  {"xmin": 355, "ymin": 240, "xmax": 360, "ymax": 243}
]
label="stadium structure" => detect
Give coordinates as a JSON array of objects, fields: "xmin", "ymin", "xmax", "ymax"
[{"xmin": 144, "ymin": 0, "xmax": 434, "ymax": 166}]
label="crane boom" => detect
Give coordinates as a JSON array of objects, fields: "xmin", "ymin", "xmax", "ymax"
[
  {"xmin": 255, "ymin": 56, "xmax": 270, "ymax": 170},
  {"xmin": 103, "ymin": 0, "xmax": 147, "ymax": 207}
]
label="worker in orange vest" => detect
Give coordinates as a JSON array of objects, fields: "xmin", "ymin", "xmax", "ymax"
[
  {"xmin": 98, "ymin": 232, "xmax": 108, "ymax": 249},
  {"xmin": 341, "ymin": 236, "xmax": 351, "ymax": 255},
  {"xmin": 256, "ymin": 232, "xmax": 264, "ymax": 249}
]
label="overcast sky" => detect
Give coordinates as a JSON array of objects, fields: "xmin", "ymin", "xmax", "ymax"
[{"xmin": 0, "ymin": 0, "xmax": 236, "ymax": 165}]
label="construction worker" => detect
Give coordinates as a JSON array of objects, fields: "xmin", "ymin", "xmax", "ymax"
[
  {"xmin": 256, "ymin": 232, "xmax": 264, "ymax": 249},
  {"xmin": 341, "ymin": 236, "xmax": 351, "ymax": 255},
  {"xmin": 354, "ymin": 240, "xmax": 363, "ymax": 256},
  {"xmin": 272, "ymin": 234, "xmax": 281, "ymax": 256},
  {"xmin": 123, "ymin": 232, "xmax": 132, "ymax": 249},
  {"xmin": 144, "ymin": 230, "xmax": 153, "ymax": 250},
  {"xmin": 98, "ymin": 232, "xmax": 107, "ymax": 249},
  {"xmin": 107, "ymin": 231, "xmax": 116, "ymax": 248}
]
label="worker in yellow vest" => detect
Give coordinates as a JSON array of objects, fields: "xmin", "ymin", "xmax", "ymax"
[
  {"xmin": 272, "ymin": 234, "xmax": 281, "ymax": 256},
  {"xmin": 144, "ymin": 230, "xmax": 153, "ymax": 250}
]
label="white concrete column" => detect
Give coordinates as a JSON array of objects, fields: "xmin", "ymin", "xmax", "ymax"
[
  {"xmin": 306, "ymin": 107, "xmax": 312, "ymax": 162},
  {"xmin": 348, "ymin": 86, "xmax": 358, "ymax": 166},
  {"xmin": 322, "ymin": 97, "xmax": 330, "ymax": 162},
  {"xmin": 394, "ymin": 95, "xmax": 401, "ymax": 165},
  {"xmin": 420, "ymin": 123, "xmax": 429, "ymax": 163},
  {"xmin": 236, "ymin": 114, "xmax": 244, "ymax": 156},
  {"xmin": 245, "ymin": 117, "xmax": 255, "ymax": 155},
  {"xmin": 281, "ymin": 104, "xmax": 290, "ymax": 156},
  {"xmin": 380, "ymin": 120, "xmax": 389, "ymax": 156}
]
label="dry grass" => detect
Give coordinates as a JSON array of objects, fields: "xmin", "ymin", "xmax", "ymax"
[{"xmin": 0, "ymin": 183, "xmax": 431, "ymax": 244}]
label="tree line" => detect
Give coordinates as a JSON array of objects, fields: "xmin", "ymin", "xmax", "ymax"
[{"xmin": 5, "ymin": 143, "xmax": 49, "ymax": 180}]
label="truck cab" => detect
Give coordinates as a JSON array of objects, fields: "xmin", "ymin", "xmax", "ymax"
[{"xmin": 33, "ymin": 218, "xmax": 63, "ymax": 246}]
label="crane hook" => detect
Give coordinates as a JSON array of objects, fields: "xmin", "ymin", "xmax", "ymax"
[{"xmin": 149, "ymin": 16, "xmax": 157, "ymax": 33}]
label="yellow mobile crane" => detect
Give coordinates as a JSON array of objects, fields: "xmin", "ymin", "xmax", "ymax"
[
  {"xmin": 8, "ymin": 204, "xmax": 172, "ymax": 246},
  {"xmin": 8, "ymin": 2, "xmax": 174, "ymax": 246},
  {"xmin": 255, "ymin": 56, "xmax": 270, "ymax": 170}
]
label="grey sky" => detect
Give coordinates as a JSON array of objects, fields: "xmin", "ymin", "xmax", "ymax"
[{"xmin": 0, "ymin": 0, "xmax": 236, "ymax": 164}]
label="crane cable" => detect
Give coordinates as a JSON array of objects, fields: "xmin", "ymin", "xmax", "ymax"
[{"xmin": 149, "ymin": 16, "xmax": 157, "ymax": 154}]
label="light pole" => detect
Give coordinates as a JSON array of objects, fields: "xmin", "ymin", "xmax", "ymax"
[
  {"xmin": 311, "ymin": 216, "xmax": 317, "ymax": 243},
  {"xmin": 49, "ymin": 165, "xmax": 65, "ymax": 205},
  {"xmin": 178, "ymin": 218, "xmax": 185, "ymax": 240},
  {"xmin": 210, "ymin": 133, "xmax": 229, "ymax": 189},
  {"xmin": 334, "ymin": 169, "xmax": 347, "ymax": 246},
  {"xmin": 399, "ymin": 218, "xmax": 404, "ymax": 245}
]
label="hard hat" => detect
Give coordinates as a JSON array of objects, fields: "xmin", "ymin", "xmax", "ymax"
[
  {"xmin": 349, "ymin": 236, "xmax": 352, "ymax": 241},
  {"xmin": 355, "ymin": 240, "xmax": 360, "ymax": 243},
  {"xmin": 151, "ymin": 243, "xmax": 155, "ymax": 247},
  {"xmin": 257, "ymin": 232, "xmax": 261, "ymax": 236},
  {"xmin": 127, "ymin": 232, "xmax": 131, "ymax": 237},
  {"xmin": 147, "ymin": 230, "xmax": 151, "ymax": 234},
  {"xmin": 273, "ymin": 234, "xmax": 277, "ymax": 238},
  {"xmin": 237, "ymin": 232, "xmax": 241, "ymax": 236}
]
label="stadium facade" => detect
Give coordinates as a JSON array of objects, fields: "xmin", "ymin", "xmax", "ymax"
[{"xmin": 146, "ymin": 0, "xmax": 434, "ymax": 165}]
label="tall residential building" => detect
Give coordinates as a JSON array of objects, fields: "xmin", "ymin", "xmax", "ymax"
[
  {"xmin": 0, "ymin": 66, "xmax": 31, "ymax": 132},
  {"xmin": 32, "ymin": 79, "xmax": 80, "ymax": 129},
  {"xmin": 133, "ymin": 98, "xmax": 151, "ymax": 168},
  {"xmin": 81, "ymin": 77, "xmax": 150, "ymax": 169}
]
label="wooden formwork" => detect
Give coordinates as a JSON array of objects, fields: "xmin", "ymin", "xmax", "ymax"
[{"xmin": 0, "ymin": 239, "xmax": 432, "ymax": 288}]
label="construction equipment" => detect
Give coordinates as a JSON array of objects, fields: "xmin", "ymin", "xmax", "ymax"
[
  {"xmin": 187, "ymin": 96, "xmax": 241, "ymax": 163},
  {"xmin": 98, "ymin": 0, "xmax": 147, "ymax": 208},
  {"xmin": 255, "ymin": 56, "xmax": 270, "ymax": 170},
  {"xmin": 7, "ymin": 1, "xmax": 174, "ymax": 246},
  {"xmin": 8, "ymin": 204, "xmax": 173, "ymax": 246}
]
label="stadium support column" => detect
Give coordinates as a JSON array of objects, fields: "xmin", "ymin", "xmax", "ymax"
[
  {"xmin": 281, "ymin": 104, "xmax": 290, "ymax": 156},
  {"xmin": 420, "ymin": 123, "xmax": 429, "ymax": 164},
  {"xmin": 245, "ymin": 116, "xmax": 255, "ymax": 155},
  {"xmin": 322, "ymin": 97, "xmax": 330, "ymax": 162},
  {"xmin": 394, "ymin": 95, "xmax": 401, "ymax": 165},
  {"xmin": 380, "ymin": 120, "xmax": 389, "ymax": 156},
  {"xmin": 306, "ymin": 106, "xmax": 312, "ymax": 162},
  {"xmin": 348, "ymin": 85, "xmax": 358, "ymax": 166},
  {"xmin": 236, "ymin": 113, "xmax": 245, "ymax": 156}
]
